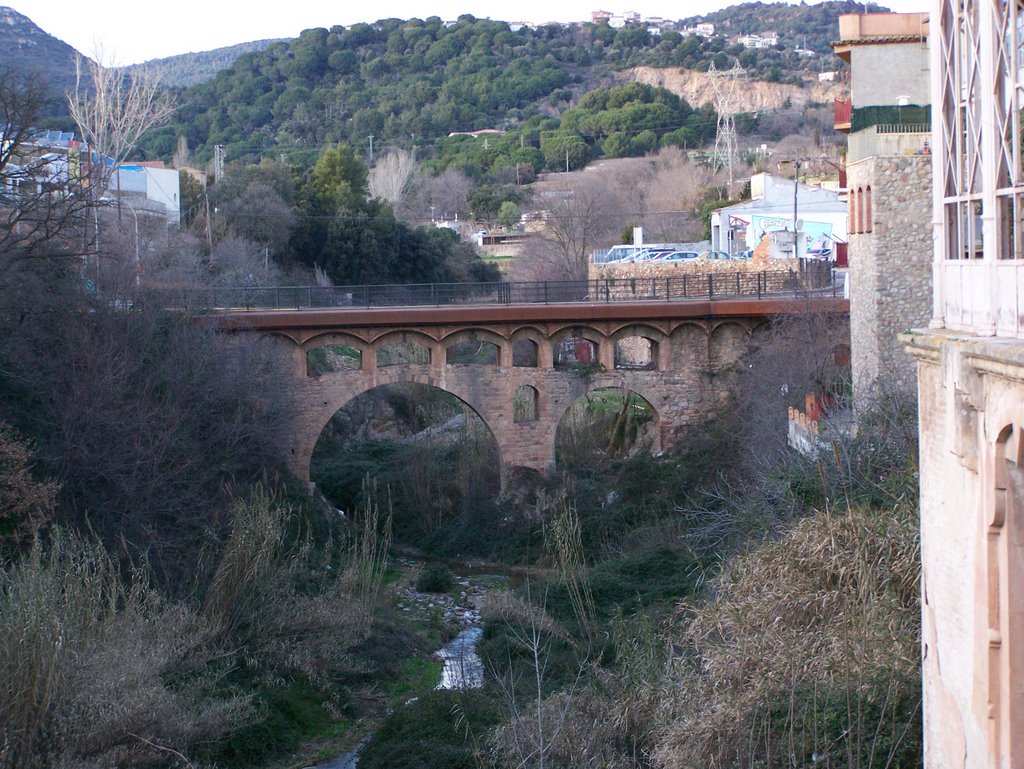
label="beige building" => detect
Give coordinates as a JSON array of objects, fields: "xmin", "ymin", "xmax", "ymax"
[
  {"xmin": 833, "ymin": 13, "xmax": 934, "ymax": 411},
  {"xmin": 904, "ymin": 0, "xmax": 1024, "ymax": 766}
]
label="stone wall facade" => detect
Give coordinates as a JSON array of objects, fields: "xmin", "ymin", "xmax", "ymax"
[
  {"xmin": 269, "ymin": 317, "xmax": 762, "ymax": 484},
  {"xmin": 588, "ymin": 257, "xmax": 819, "ymax": 301},
  {"xmin": 905, "ymin": 330, "xmax": 1024, "ymax": 768},
  {"xmin": 847, "ymin": 154, "xmax": 932, "ymax": 412}
]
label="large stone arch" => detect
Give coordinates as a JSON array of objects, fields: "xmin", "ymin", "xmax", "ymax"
[{"xmin": 290, "ymin": 369, "xmax": 506, "ymax": 485}]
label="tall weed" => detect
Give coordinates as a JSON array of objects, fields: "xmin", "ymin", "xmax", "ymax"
[{"xmin": 0, "ymin": 530, "xmax": 250, "ymax": 769}]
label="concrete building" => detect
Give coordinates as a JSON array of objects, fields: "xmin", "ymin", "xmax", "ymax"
[
  {"xmin": 109, "ymin": 163, "xmax": 181, "ymax": 225},
  {"xmin": 710, "ymin": 172, "xmax": 848, "ymax": 259},
  {"xmin": 737, "ymin": 31, "xmax": 779, "ymax": 49},
  {"xmin": 833, "ymin": 13, "xmax": 934, "ymax": 410},
  {"xmin": 903, "ymin": 0, "xmax": 1024, "ymax": 766}
]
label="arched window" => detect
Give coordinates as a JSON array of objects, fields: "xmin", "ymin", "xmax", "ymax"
[
  {"xmin": 850, "ymin": 188, "xmax": 859, "ymax": 234},
  {"xmin": 987, "ymin": 425, "xmax": 1024, "ymax": 758},
  {"xmin": 865, "ymin": 186, "xmax": 873, "ymax": 233},
  {"xmin": 512, "ymin": 339, "xmax": 538, "ymax": 367},
  {"xmin": 513, "ymin": 385, "xmax": 538, "ymax": 423}
]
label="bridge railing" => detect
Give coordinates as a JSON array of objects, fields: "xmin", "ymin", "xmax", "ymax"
[{"xmin": 150, "ymin": 265, "xmax": 840, "ymax": 311}]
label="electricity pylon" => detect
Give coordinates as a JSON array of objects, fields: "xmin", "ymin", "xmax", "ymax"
[{"xmin": 707, "ymin": 62, "xmax": 747, "ymax": 193}]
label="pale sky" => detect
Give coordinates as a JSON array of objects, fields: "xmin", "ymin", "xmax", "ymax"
[{"xmin": 10, "ymin": 0, "xmax": 929, "ymax": 65}]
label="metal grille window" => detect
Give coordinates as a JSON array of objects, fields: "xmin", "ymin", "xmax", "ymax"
[
  {"xmin": 994, "ymin": 0, "xmax": 1024, "ymax": 258},
  {"xmin": 940, "ymin": 0, "xmax": 985, "ymax": 259}
]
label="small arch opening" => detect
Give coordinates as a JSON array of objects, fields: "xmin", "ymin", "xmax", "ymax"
[
  {"xmin": 554, "ymin": 334, "xmax": 597, "ymax": 368},
  {"xmin": 513, "ymin": 339, "xmax": 538, "ymax": 367},
  {"xmin": 306, "ymin": 344, "xmax": 362, "ymax": 376},
  {"xmin": 865, "ymin": 185, "xmax": 873, "ymax": 233},
  {"xmin": 514, "ymin": 385, "xmax": 539, "ymax": 423},
  {"xmin": 446, "ymin": 338, "xmax": 499, "ymax": 365},
  {"xmin": 614, "ymin": 335, "xmax": 658, "ymax": 370},
  {"xmin": 378, "ymin": 340, "xmax": 431, "ymax": 366}
]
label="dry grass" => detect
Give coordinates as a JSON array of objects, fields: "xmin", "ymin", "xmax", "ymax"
[
  {"xmin": 0, "ymin": 487, "xmax": 395, "ymax": 769},
  {"xmin": 0, "ymin": 530, "xmax": 251, "ymax": 769},
  {"xmin": 652, "ymin": 500, "xmax": 921, "ymax": 769}
]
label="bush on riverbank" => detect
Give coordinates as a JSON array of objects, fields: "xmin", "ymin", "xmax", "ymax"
[
  {"xmin": 0, "ymin": 485, "xmax": 415, "ymax": 769},
  {"xmin": 416, "ymin": 561, "xmax": 454, "ymax": 593},
  {"xmin": 359, "ymin": 690, "xmax": 500, "ymax": 769}
]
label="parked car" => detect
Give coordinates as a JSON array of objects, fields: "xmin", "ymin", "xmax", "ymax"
[
  {"xmin": 698, "ymin": 250, "xmax": 731, "ymax": 260},
  {"xmin": 656, "ymin": 250, "xmax": 699, "ymax": 261},
  {"xmin": 805, "ymin": 240, "xmax": 833, "ymax": 260},
  {"xmin": 734, "ymin": 249, "xmax": 753, "ymax": 260}
]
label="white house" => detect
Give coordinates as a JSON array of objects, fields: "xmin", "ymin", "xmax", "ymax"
[
  {"xmin": 710, "ymin": 173, "xmax": 848, "ymax": 258},
  {"xmin": 108, "ymin": 163, "xmax": 181, "ymax": 225}
]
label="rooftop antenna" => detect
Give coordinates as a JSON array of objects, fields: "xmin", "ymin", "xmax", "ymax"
[{"xmin": 707, "ymin": 61, "xmax": 747, "ymax": 194}]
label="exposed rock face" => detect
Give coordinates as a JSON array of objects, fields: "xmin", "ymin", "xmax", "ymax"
[{"xmin": 620, "ymin": 66, "xmax": 842, "ymax": 112}]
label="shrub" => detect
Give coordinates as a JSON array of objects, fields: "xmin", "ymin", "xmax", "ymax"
[
  {"xmin": 0, "ymin": 530, "xmax": 252, "ymax": 769},
  {"xmin": 416, "ymin": 561, "xmax": 454, "ymax": 593},
  {"xmin": 651, "ymin": 501, "xmax": 922, "ymax": 769}
]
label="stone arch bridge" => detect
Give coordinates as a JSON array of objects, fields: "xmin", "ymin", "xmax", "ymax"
[{"xmin": 216, "ymin": 296, "xmax": 848, "ymax": 483}]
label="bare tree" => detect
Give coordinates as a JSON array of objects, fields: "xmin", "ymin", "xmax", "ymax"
[
  {"xmin": 368, "ymin": 148, "xmax": 417, "ymax": 206},
  {"xmin": 66, "ymin": 51, "xmax": 174, "ymax": 276},
  {"xmin": 66, "ymin": 52, "xmax": 175, "ymax": 197},
  {"xmin": 414, "ymin": 168, "xmax": 472, "ymax": 222},
  {"xmin": 0, "ymin": 68, "xmax": 90, "ymax": 281},
  {"xmin": 518, "ymin": 177, "xmax": 620, "ymax": 280}
]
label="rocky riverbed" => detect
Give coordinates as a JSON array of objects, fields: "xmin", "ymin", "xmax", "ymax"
[{"xmin": 309, "ymin": 562, "xmax": 498, "ymax": 769}]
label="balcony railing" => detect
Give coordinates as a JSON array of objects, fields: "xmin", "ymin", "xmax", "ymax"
[
  {"xmin": 834, "ymin": 98, "xmax": 852, "ymax": 129},
  {"xmin": 847, "ymin": 124, "xmax": 931, "ymax": 163}
]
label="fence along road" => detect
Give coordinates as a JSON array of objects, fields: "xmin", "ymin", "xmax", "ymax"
[{"xmin": 151, "ymin": 265, "xmax": 842, "ymax": 313}]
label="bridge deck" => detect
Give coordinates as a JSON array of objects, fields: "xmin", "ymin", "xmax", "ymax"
[{"xmin": 216, "ymin": 296, "xmax": 849, "ymax": 332}]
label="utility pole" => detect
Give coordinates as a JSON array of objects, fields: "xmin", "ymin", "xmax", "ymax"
[
  {"xmin": 368, "ymin": 135, "xmax": 375, "ymax": 165},
  {"xmin": 213, "ymin": 144, "xmax": 225, "ymax": 182},
  {"xmin": 792, "ymin": 159, "xmax": 802, "ymax": 259},
  {"xmin": 565, "ymin": 148, "xmax": 570, "ymax": 173}
]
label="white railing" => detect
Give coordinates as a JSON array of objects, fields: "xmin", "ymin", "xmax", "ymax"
[
  {"xmin": 848, "ymin": 125, "xmax": 931, "ymax": 164},
  {"xmin": 941, "ymin": 260, "xmax": 1024, "ymax": 337}
]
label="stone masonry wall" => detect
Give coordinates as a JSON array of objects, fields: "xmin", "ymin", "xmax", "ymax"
[
  {"xmin": 847, "ymin": 154, "xmax": 932, "ymax": 412},
  {"xmin": 588, "ymin": 256, "xmax": 805, "ymax": 301},
  {"xmin": 278, "ymin": 319, "xmax": 758, "ymax": 484}
]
